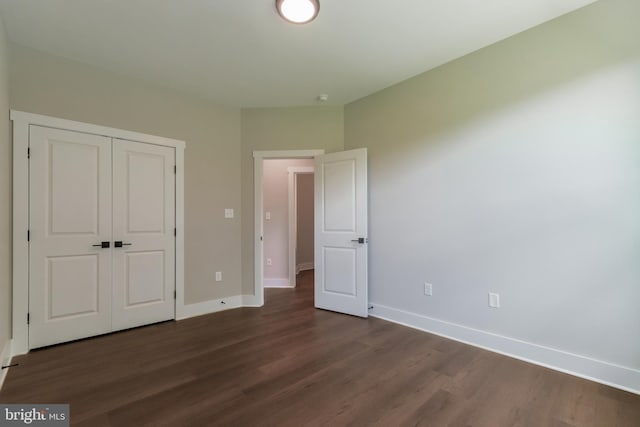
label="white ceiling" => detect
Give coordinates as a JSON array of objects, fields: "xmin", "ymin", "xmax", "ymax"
[{"xmin": 0, "ymin": 0, "xmax": 597, "ymax": 107}]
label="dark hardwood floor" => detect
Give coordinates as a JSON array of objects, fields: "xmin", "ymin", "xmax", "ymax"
[{"xmin": 1, "ymin": 270, "xmax": 638, "ymax": 426}]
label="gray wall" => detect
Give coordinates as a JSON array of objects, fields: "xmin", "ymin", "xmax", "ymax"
[
  {"xmin": 296, "ymin": 173, "xmax": 314, "ymax": 267},
  {"xmin": 240, "ymin": 107, "xmax": 344, "ymax": 294},
  {"xmin": 9, "ymin": 44, "xmax": 243, "ymax": 305},
  {"xmin": 345, "ymin": 0, "xmax": 640, "ymax": 370},
  {"xmin": 0, "ymin": 15, "xmax": 11, "ymax": 356}
]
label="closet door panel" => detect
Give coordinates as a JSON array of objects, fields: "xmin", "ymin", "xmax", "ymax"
[
  {"xmin": 28, "ymin": 126, "xmax": 113, "ymax": 349},
  {"xmin": 112, "ymin": 140, "xmax": 175, "ymax": 330}
]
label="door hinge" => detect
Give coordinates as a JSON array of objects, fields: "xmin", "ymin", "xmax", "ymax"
[
  {"xmin": 174, "ymin": 290, "xmax": 177, "ymax": 300},
  {"xmin": 27, "ymin": 313, "xmax": 30, "ymax": 324},
  {"xmin": 27, "ymin": 230, "xmax": 30, "ymax": 242},
  {"xmin": 174, "ymin": 165, "xmax": 176, "ymax": 174},
  {"xmin": 174, "ymin": 228, "xmax": 177, "ymax": 237},
  {"xmin": 27, "ymin": 148, "xmax": 30, "ymax": 159}
]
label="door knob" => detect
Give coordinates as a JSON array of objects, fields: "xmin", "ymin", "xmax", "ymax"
[
  {"xmin": 114, "ymin": 241, "xmax": 132, "ymax": 248},
  {"xmin": 351, "ymin": 237, "xmax": 368, "ymax": 244},
  {"xmin": 92, "ymin": 241, "xmax": 110, "ymax": 248}
]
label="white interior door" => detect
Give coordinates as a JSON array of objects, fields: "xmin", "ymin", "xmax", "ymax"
[
  {"xmin": 29, "ymin": 126, "xmax": 113, "ymax": 348},
  {"xmin": 111, "ymin": 140, "xmax": 176, "ymax": 331},
  {"xmin": 314, "ymin": 148, "xmax": 368, "ymax": 317}
]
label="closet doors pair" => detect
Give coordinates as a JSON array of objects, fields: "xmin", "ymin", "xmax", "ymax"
[{"xmin": 28, "ymin": 125, "xmax": 175, "ymax": 349}]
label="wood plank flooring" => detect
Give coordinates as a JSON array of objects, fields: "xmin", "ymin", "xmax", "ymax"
[{"xmin": 1, "ymin": 270, "xmax": 638, "ymax": 426}]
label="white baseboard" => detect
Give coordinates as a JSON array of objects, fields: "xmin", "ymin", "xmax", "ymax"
[
  {"xmin": 0, "ymin": 339, "xmax": 13, "ymax": 392},
  {"xmin": 176, "ymin": 294, "xmax": 264, "ymax": 320},
  {"xmin": 296, "ymin": 262, "xmax": 314, "ymax": 275},
  {"xmin": 242, "ymin": 294, "xmax": 263, "ymax": 307},
  {"xmin": 264, "ymin": 278, "xmax": 292, "ymax": 288},
  {"xmin": 176, "ymin": 295, "xmax": 243, "ymax": 320},
  {"xmin": 370, "ymin": 302, "xmax": 640, "ymax": 395}
]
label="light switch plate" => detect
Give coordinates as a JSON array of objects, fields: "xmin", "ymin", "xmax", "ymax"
[
  {"xmin": 265, "ymin": 211, "xmax": 271, "ymax": 220},
  {"xmin": 225, "ymin": 209, "xmax": 234, "ymax": 219},
  {"xmin": 215, "ymin": 272, "xmax": 222, "ymax": 282}
]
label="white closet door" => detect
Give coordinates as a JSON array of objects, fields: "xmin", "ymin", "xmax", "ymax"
[
  {"xmin": 111, "ymin": 140, "xmax": 175, "ymax": 331},
  {"xmin": 29, "ymin": 126, "xmax": 113, "ymax": 349}
]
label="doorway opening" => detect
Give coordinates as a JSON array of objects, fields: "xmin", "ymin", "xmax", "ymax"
[
  {"xmin": 253, "ymin": 148, "xmax": 369, "ymax": 317},
  {"xmin": 262, "ymin": 159, "xmax": 314, "ymax": 289},
  {"xmin": 253, "ymin": 150, "xmax": 324, "ymax": 307}
]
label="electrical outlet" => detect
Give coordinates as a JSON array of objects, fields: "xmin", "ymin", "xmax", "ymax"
[
  {"xmin": 215, "ymin": 271, "xmax": 222, "ymax": 282},
  {"xmin": 489, "ymin": 292, "xmax": 500, "ymax": 308},
  {"xmin": 424, "ymin": 282, "xmax": 433, "ymax": 296},
  {"xmin": 224, "ymin": 209, "xmax": 234, "ymax": 219},
  {"xmin": 266, "ymin": 258, "xmax": 272, "ymax": 266}
]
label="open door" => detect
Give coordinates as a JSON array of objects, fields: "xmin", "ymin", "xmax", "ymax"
[{"xmin": 314, "ymin": 148, "xmax": 368, "ymax": 317}]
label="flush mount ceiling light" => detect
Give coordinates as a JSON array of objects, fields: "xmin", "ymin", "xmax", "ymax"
[{"xmin": 276, "ymin": 0, "xmax": 320, "ymax": 24}]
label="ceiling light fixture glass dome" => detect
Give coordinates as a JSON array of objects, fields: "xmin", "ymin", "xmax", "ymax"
[{"xmin": 276, "ymin": 0, "xmax": 320, "ymax": 24}]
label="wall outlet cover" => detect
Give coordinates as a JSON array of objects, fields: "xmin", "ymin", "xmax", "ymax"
[
  {"xmin": 489, "ymin": 292, "xmax": 500, "ymax": 308},
  {"xmin": 424, "ymin": 282, "xmax": 433, "ymax": 296}
]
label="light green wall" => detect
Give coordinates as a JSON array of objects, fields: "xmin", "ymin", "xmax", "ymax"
[
  {"xmin": 9, "ymin": 44, "xmax": 243, "ymax": 304},
  {"xmin": 345, "ymin": 0, "xmax": 640, "ymax": 369},
  {"xmin": 240, "ymin": 107, "xmax": 344, "ymax": 294},
  {"xmin": 0, "ymin": 15, "xmax": 11, "ymax": 356}
]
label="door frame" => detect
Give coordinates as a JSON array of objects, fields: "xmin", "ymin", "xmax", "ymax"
[
  {"xmin": 253, "ymin": 150, "xmax": 324, "ymax": 306},
  {"xmin": 287, "ymin": 166, "xmax": 314, "ymax": 288},
  {"xmin": 11, "ymin": 110, "xmax": 186, "ymax": 355}
]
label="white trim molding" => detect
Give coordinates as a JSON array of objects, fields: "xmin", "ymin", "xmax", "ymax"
[
  {"xmin": 12, "ymin": 113, "xmax": 29, "ymax": 355},
  {"xmin": 174, "ymin": 145, "xmax": 186, "ymax": 321},
  {"xmin": 253, "ymin": 150, "xmax": 324, "ymax": 308},
  {"xmin": 0, "ymin": 339, "xmax": 13, "ymax": 391},
  {"xmin": 176, "ymin": 296, "xmax": 244, "ymax": 320},
  {"xmin": 296, "ymin": 262, "xmax": 314, "ymax": 275},
  {"xmin": 10, "ymin": 111, "xmax": 185, "ymax": 149},
  {"xmin": 264, "ymin": 278, "xmax": 292, "ymax": 288},
  {"xmin": 370, "ymin": 302, "xmax": 640, "ymax": 395},
  {"xmin": 11, "ymin": 110, "xmax": 186, "ymax": 355},
  {"xmin": 242, "ymin": 294, "xmax": 262, "ymax": 308},
  {"xmin": 176, "ymin": 294, "xmax": 265, "ymax": 319}
]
